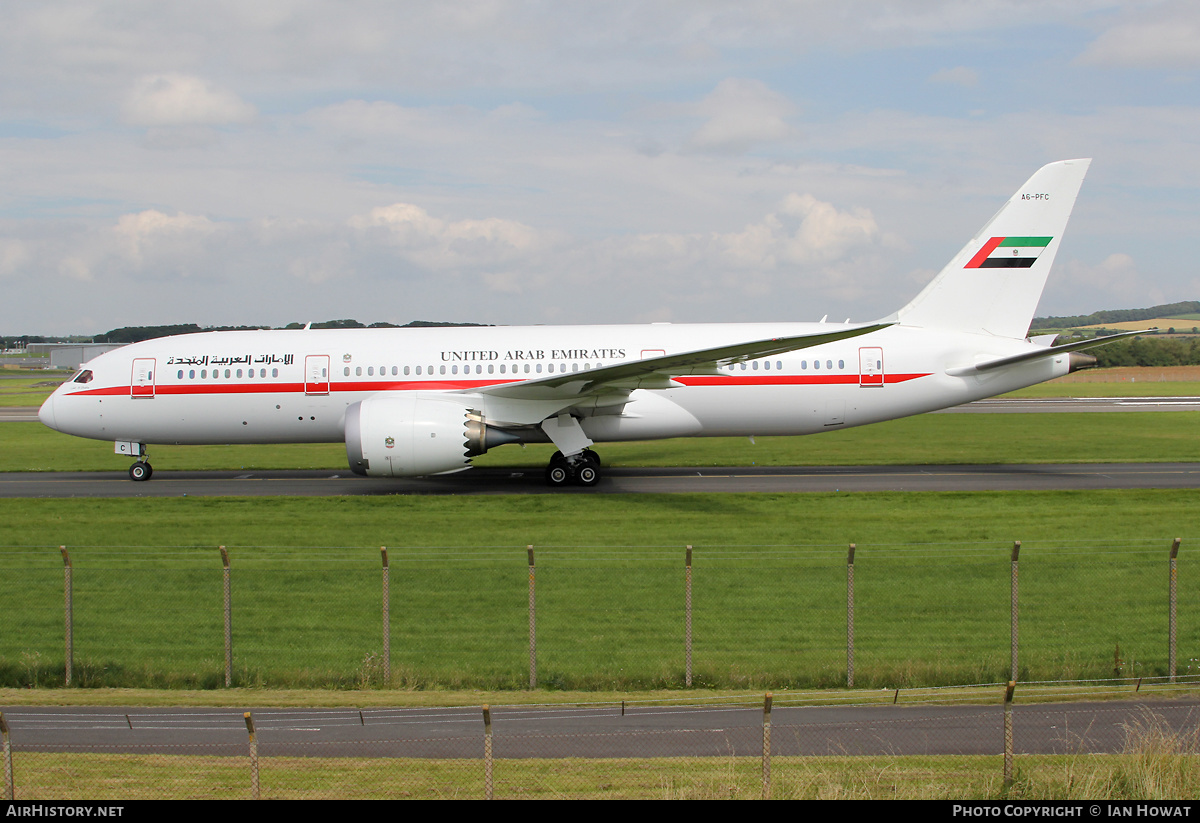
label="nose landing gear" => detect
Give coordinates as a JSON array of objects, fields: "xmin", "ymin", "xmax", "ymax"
[{"xmin": 117, "ymin": 442, "xmax": 152, "ymax": 481}]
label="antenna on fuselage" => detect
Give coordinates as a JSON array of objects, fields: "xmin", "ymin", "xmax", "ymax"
[{"xmin": 303, "ymin": 322, "xmax": 312, "ymax": 330}]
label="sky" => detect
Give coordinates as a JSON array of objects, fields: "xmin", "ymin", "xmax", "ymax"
[{"xmin": 1, "ymin": 0, "xmax": 1198, "ymax": 335}]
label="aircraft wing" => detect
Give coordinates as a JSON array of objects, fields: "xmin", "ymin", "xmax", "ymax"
[
  {"xmin": 471, "ymin": 322, "xmax": 893, "ymax": 401},
  {"xmin": 946, "ymin": 329, "xmax": 1151, "ymax": 376}
]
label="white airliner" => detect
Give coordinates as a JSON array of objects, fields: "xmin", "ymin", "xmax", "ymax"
[{"xmin": 40, "ymin": 158, "xmax": 1137, "ymax": 486}]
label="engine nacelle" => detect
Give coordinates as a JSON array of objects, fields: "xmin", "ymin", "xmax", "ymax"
[{"xmin": 345, "ymin": 393, "xmax": 502, "ymax": 477}]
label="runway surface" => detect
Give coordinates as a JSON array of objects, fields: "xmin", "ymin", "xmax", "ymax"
[
  {"xmin": 3, "ymin": 462, "xmax": 1200, "ymax": 496},
  {"xmin": 4, "ymin": 700, "xmax": 1196, "ymax": 757},
  {"xmin": 4, "ymin": 397, "xmax": 1199, "ymax": 495}
]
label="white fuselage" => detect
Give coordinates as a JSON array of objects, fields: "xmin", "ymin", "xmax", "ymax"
[{"xmin": 40, "ymin": 322, "xmax": 1069, "ymax": 450}]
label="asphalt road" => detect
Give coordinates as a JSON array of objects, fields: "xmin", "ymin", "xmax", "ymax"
[
  {"xmin": 3, "ymin": 462, "xmax": 1200, "ymax": 496},
  {"xmin": 4, "ymin": 700, "xmax": 1196, "ymax": 758}
]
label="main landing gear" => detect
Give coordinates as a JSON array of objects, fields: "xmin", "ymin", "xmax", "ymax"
[{"xmin": 545, "ymin": 449, "xmax": 601, "ymax": 488}]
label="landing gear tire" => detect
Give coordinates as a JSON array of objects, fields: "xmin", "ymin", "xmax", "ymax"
[
  {"xmin": 545, "ymin": 454, "xmax": 572, "ymax": 487},
  {"xmin": 129, "ymin": 461, "xmax": 153, "ymax": 481},
  {"xmin": 575, "ymin": 457, "xmax": 600, "ymax": 487}
]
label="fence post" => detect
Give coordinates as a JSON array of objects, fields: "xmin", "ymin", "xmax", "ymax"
[
  {"xmin": 221, "ymin": 547, "xmax": 232, "ymax": 687},
  {"xmin": 61, "ymin": 547, "xmax": 72, "ymax": 687},
  {"xmin": 1011, "ymin": 541, "xmax": 1020, "ymax": 682},
  {"xmin": 1003, "ymin": 681, "xmax": 1016, "ymax": 789},
  {"xmin": 483, "ymin": 705, "xmax": 493, "ymax": 800},
  {"xmin": 1, "ymin": 711, "xmax": 12, "ymax": 801},
  {"xmin": 1169, "ymin": 538, "xmax": 1180, "ymax": 683},
  {"xmin": 244, "ymin": 712, "xmax": 259, "ymax": 800},
  {"xmin": 381, "ymin": 547, "xmax": 390, "ymax": 686},
  {"xmin": 847, "ymin": 543, "xmax": 855, "ymax": 689},
  {"xmin": 762, "ymin": 693, "xmax": 773, "ymax": 800},
  {"xmin": 684, "ymin": 546, "xmax": 693, "ymax": 688},
  {"xmin": 528, "ymin": 546, "xmax": 536, "ymax": 690}
]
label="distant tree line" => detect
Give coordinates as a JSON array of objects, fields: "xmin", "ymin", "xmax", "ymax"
[
  {"xmin": 1032, "ymin": 301, "xmax": 1200, "ymax": 331},
  {"xmin": 1087, "ymin": 335, "xmax": 1200, "ymax": 368}
]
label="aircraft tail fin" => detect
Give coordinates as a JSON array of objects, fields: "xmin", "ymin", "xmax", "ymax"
[{"xmin": 893, "ymin": 159, "xmax": 1091, "ymax": 339}]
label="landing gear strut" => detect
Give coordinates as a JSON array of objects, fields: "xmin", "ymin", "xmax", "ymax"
[{"xmin": 544, "ymin": 449, "xmax": 601, "ymax": 488}]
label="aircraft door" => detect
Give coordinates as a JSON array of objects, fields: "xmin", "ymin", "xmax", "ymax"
[
  {"xmin": 859, "ymin": 347, "xmax": 884, "ymax": 387},
  {"xmin": 305, "ymin": 354, "xmax": 330, "ymax": 395},
  {"xmin": 131, "ymin": 358, "xmax": 156, "ymax": 398}
]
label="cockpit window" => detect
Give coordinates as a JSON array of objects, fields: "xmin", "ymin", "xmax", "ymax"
[{"xmin": 72, "ymin": 370, "xmax": 94, "ymax": 384}]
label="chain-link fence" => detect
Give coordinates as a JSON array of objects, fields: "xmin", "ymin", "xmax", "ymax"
[
  {"xmin": 4, "ymin": 684, "xmax": 1200, "ymax": 799},
  {"xmin": 0, "ymin": 539, "xmax": 1194, "ymax": 690}
]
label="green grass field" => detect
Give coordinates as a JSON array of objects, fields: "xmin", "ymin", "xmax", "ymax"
[
  {"xmin": 0, "ymin": 374, "xmax": 67, "ymax": 406},
  {"xmin": 1, "ymin": 491, "xmax": 1195, "ymax": 691},
  {"xmin": 11, "ymin": 751, "xmax": 1200, "ymax": 800}
]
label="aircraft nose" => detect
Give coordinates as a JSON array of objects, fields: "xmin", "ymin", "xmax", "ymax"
[{"xmin": 38, "ymin": 393, "xmax": 57, "ymax": 430}]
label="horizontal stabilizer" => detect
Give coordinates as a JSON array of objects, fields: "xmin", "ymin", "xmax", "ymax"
[{"xmin": 946, "ymin": 330, "xmax": 1151, "ymax": 376}]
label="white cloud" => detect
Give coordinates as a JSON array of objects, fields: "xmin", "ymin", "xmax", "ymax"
[
  {"xmin": 58, "ymin": 256, "xmax": 92, "ymax": 282},
  {"xmin": 1055, "ymin": 253, "xmax": 1165, "ymax": 307},
  {"xmin": 715, "ymin": 193, "xmax": 880, "ymax": 269},
  {"xmin": 1077, "ymin": 2, "xmax": 1200, "ymax": 68},
  {"xmin": 349, "ymin": 203, "xmax": 549, "ymax": 269},
  {"xmin": 686, "ymin": 78, "xmax": 796, "ymax": 154},
  {"xmin": 0, "ymin": 239, "xmax": 30, "ymax": 278},
  {"xmin": 123, "ymin": 74, "xmax": 256, "ymax": 127},
  {"xmin": 113, "ymin": 210, "xmax": 216, "ymax": 264}
]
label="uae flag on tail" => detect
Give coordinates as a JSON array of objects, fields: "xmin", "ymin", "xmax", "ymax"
[{"xmin": 965, "ymin": 236, "xmax": 1053, "ymax": 268}]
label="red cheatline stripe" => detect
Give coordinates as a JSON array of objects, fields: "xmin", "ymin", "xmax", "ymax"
[
  {"xmin": 964, "ymin": 236, "xmax": 1005, "ymax": 269},
  {"xmin": 65, "ymin": 372, "xmax": 932, "ymax": 398}
]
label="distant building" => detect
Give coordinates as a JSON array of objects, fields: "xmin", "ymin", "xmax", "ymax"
[{"xmin": 27, "ymin": 343, "xmax": 124, "ymax": 370}]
